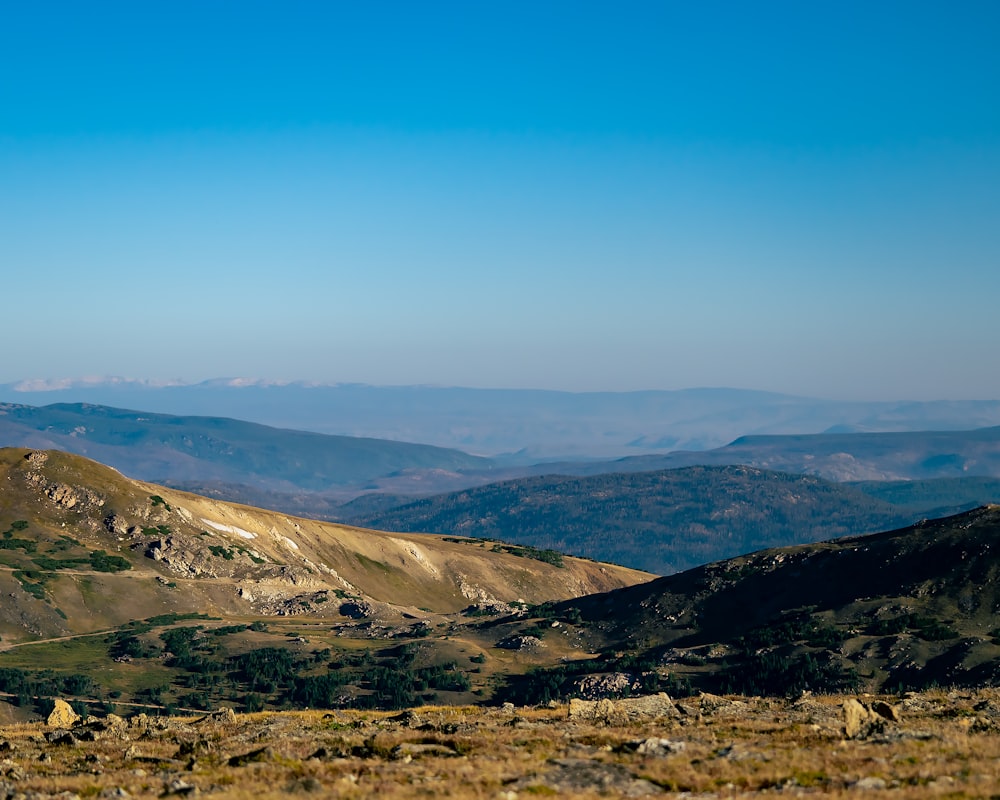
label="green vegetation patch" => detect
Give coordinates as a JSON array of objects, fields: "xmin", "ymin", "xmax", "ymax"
[
  {"xmin": 737, "ymin": 616, "xmax": 846, "ymax": 650},
  {"xmin": 89, "ymin": 550, "xmax": 131, "ymax": 572},
  {"xmin": 868, "ymin": 613, "xmax": 960, "ymax": 641},
  {"xmin": 32, "ymin": 555, "xmax": 90, "ymax": 571},
  {"xmin": 489, "ymin": 541, "xmax": 565, "ymax": 567},
  {"xmin": 208, "ymin": 545, "xmax": 235, "ymax": 560},
  {"xmin": 719, "ymin": 651, "xmax": 860, "ymax": 697},
  {"xmin": 495, "ymin": 650, "xmax": 671, "ymax": 706},
  {"xmin": 0, "ymin": 535, "xmax": 37, "ymax": 554},
  {"xmin": 12, "ymin": 570, "xmax": 53, "ymax": 601}
]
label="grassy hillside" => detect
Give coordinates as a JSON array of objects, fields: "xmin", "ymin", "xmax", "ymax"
[
  {"xmin": 0, "ymin": 446, "xmax": 651, "ymax": 715},
  {"xmin": 2, "ymin": 447, "xmax": 1000, "ymax": 719}
]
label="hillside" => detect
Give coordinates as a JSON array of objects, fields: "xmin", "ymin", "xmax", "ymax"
[
  {"xmin": 0, "ymin": 402, "xmax": 492, "ymax": 494},
  {"xmin": 571, "ymin": 425, "xmax": 1000, "ymax": 481},
  {"xmin": 0, "ymin": 447, "xmax": 648, "ymax": 646},
  {"xmin": 490, "ymin": 505, "xmax": 1000, "ymax": 702},
  {"xmin": 165, "ymin": 425, "xmax": 1000, "ymax": 518},
  {"xmin": 347, "ymin": 466, "xmax": 931, "ymax": 574},
  {"xmin": 848, "ymin": 475, "xmax": 1000, "ymax": 513},
  {"xmin": 2, "ymin": 450, "xmax": 1000, "ymax": 720}
]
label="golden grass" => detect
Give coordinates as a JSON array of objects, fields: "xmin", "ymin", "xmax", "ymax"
[{"xmin": 0, "ymin": 690, "xmax": 998, "ymax": 797}]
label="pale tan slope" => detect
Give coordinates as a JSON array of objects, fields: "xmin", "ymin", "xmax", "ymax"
[
  {"xmin": 0, "ymin": 448, "xmax": 651, "ymax": 641},
  {"xmin": 136, "ymin": 482, "xmax": 650, "ymax": 612}
]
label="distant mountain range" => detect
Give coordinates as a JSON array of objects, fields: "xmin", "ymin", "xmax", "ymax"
[
  {"xmin": 536, "ymin": 425, "xmax": 1000, "ymax": 481},
  {"xmin": 4, "ymin": 403, "xmax": 1000, "ymax": 562},
  {"xmin": 3, "ymin": 378, "xmax": 1000, "ymax": 459},
  {"xmin": 0, "ymin": 402, "xmax": 490, "ymax": 496},
  {"xmin": 3, "ymin": 396, "xmax": 1000, "ymax": 493}
]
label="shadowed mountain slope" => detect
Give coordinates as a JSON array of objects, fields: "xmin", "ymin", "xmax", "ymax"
[{"xmin": 510, "ymin": 506, "xmax": 1000, "ymax": 696}]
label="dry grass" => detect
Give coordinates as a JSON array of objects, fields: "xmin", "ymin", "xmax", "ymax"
[{"xmin": 1, "ymin": 690, "xmax": 999, "ymax": 797}]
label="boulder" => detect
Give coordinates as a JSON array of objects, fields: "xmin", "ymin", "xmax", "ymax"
[
  {"xmin": 569, "ymin": 693, "xmax": 679, "ymax": 725},
  {"xmin": 624, "ymin": 737, "xmax": 687, "ymax": 756},
  {"xmin": 843, "ymin": 698, "xmax": 893, "ymax": 739},
  {"xmin": 47, "ymin": 699, "xmax": 80, "ymax": 728}
]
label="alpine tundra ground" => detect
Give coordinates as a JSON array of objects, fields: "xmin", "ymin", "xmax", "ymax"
[{"xmin": 1, "ymin": 689, "xmax": 1000, "ymax": 798}]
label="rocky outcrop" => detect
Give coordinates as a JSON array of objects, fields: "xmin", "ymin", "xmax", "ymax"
[
  {"xmin": 496, "ymin": 635, "xmax": 544, "ymax": 651},
  {"xmin": 104, "ymin": 513, "xmax": 134, "ymax": 537},
  {"xmin": 46, "ymin": 699, "xmax": 80, "ymax": 728},
  {"xmin": 568, "ymin": 693, "xmax": 680, "ymax": 725},
  {"xmin": 573, "ymin": 672, "xmax": 642, "ymax": 700},
  {"xmin": 44, "ymin": 482, "xmax": 105, "ymax": 510},
  {"xmin": 843, "ymin": 697, "xmax": 900, "ymax": 739}
]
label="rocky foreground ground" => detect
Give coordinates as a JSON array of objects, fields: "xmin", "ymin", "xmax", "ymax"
[{"xmin": 2, "ymin": 690, "xmax": 1000, "ymax": 798}]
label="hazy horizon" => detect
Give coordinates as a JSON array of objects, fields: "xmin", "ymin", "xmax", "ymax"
[
  {"xmin": 2, "ymin": 374, "xmax": 1000, "ymax": 405},
  {"xmin": 3, "ymin": 3, "xmax": 998, "ymax": 401}
]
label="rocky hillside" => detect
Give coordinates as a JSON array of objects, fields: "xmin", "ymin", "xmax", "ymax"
[
  {"xmin": 0, "ymin": 448, "xmax": 649, "ymax": 645},
  {"xmin": 5, "ymin": 446, "xmax": 1000, "ymax": 717},
  {"xmin": 496, "ymin": 505, "xmax": 1000, "ymax": 700}
]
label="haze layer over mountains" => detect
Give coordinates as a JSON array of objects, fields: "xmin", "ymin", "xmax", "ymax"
[{"xmin": 4, "ymin": 379, "xmax": 1000, "ymax": 460}]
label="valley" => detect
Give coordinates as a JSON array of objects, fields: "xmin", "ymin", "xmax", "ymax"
[{"xmin": 1, "ymin": 445, "xmax": 999, "ymax": 726}]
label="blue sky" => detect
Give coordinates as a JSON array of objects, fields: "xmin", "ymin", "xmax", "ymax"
[{"xmin": 2, "ymin": 1, "xmax": 998, "ymax": 400}]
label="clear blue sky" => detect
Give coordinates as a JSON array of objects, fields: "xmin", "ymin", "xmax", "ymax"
[{"xmin": 2, "ymin": 1, "xmax": 998, "ymax": 400}]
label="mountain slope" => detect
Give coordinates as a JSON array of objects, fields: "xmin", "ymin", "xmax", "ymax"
[
  {"xmin": 499, "ymin": 506, "xmax": 1000, "ymax": 698},
  {"xmin": 569, "ymin": 425, "xmax": 1000, "ymax": 481},
  {"xmin": 348, "ymin": 466, "xmax": 931, "ymax": 574},
  {"xmin": 0, "ymin": 447, "xmax": 649, "ymax": 646},
  {"xmin": 0, "ymin": 402, "xmax": 492, "ymax": 493}
]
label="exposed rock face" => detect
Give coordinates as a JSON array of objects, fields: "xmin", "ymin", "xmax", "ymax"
[
  {"xmin": 843, "ymin": 697, "xmax": 900, "ymax": 739},
  {"xmin": 568, "ymin": 693, "xmax": 679, "ymax": 725},
  {"xmin": 145, "ymin": 536, "xmax": 215, "ymax": 577},
  {"xmin": 104, "ymin": 513, "xmax": 132, "ymax": 537},
  {"xmin": 496, "ymin": 635, "xmax": 544, "ymax": 651},
  {"xmin": 46, "ymin": 699, "xmax": 80, "ymax": 728},
  {"xmin": 25, "ymin": 451, "xmax": 48, "ymax": 468},
  {"xmin": 573, "ymin": 672, "xmax": 641, "ymax": 700},
  {"xmin": 623, "ymin": 738, "xmax": 686, "ymax": 756},
  {"xmin": 463, "ymin": 601, "xmax": 515, "ymax": 617}
]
